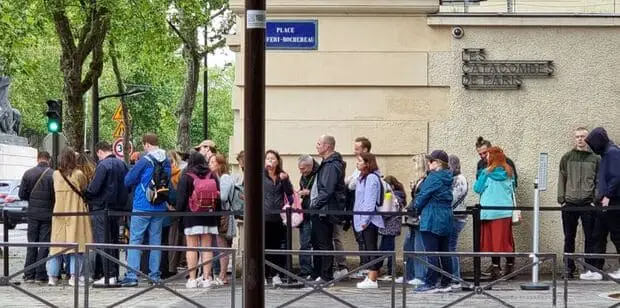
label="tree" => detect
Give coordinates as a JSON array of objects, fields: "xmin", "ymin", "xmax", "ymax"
[
  {"xmin": 167, "ymin": 0, "xmax": 234, "ymax": 151},
  {"xmin": 47, "ymin": 0, "xmax": 110, "ymax": 151}
]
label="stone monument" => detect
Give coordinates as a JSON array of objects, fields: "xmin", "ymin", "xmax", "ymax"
[{"xmin": 0, "ymin": 77, "xmax": 37, "ymax": 180}]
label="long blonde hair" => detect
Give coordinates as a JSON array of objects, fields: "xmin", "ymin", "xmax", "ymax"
[{"xmin": 411, "ymin": 153, "xmax": 429, "ymax": 181}]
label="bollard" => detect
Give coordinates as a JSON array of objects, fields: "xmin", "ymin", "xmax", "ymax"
[
  {"xmin": 277, "ymin": 207, "xmax": 303, "ymax": 288},
  {"xmin": 521, "ymin": 178, "xmax": 550, "ymax": 290},
  {"xmin": 3, "ymin": 210, "xmax": 9, "ymax": 277},
  {"xmin": 103, "ymin": 209, "xmax": 109, "ymax": 287},
  {"xmin": 473, "ymin": 204, "xmax": 481, "ymax": 287}
]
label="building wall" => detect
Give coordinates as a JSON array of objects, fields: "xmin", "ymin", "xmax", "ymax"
[{"xmin": 228, "ymin": 0, "xmax": 620, "ymax": 271}]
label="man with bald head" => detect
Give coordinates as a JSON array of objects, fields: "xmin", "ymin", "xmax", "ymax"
[{"xmin": 310, "ymin": 134, "xmax": 347, "ymax": 282}]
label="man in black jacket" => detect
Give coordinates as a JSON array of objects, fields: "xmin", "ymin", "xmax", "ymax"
[
  {"xmin": 85, "ymin": 141, "xmax": 129, "ymax": 285},
  {"xmin": 19, "ymin": 151, "xmax": 54, "ymax": 283},
  {"xmin": 310, "ymin": 135, "xmax": 347, "ymax": 282}
]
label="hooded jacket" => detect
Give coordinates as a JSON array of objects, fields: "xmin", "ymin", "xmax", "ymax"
[
  {"xmin": 176, "ymin": 163, "xmax": 220, "ymax": 228},
  {"xmin": 310, "ymin": 151, "xmax": 347, "ymax": 224},
  {"xmin": 474, "ymin": 167, "xmax": 514, "ymax": 220},
  {"xmin": 414, "ymin": 169, "xmax": 454, "ymax": 236},
  {"xmin": 124, "ymin": 148, "xmax": 171, "ymax": 212},
  {"xmin": 586, "ymin": 127, "xmax": 620, "ymax": 204}
]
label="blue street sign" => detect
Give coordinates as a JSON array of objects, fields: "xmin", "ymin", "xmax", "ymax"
[{"xmin": 266, "ymin": 20, "xmax": 318, "ymax": 50}]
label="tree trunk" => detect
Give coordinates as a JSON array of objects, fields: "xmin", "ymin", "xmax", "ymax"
[
  {"xmin": 109, "ymin": 40, "xmax": 132, "ymax": 163},
  {"xmin": 62, "ymin": 67, "xmax": 85, "ymax": 151},
  {"xmin": 176, "ymin": 49, "xmax": 200, "ymax": 152}
]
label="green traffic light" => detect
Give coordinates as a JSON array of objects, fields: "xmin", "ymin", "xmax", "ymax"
[{"xmin": 48, "ymin": 120, "xmax": 59, "ymax": 133}]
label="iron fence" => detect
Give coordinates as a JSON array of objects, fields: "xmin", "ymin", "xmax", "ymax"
[{"xmin": 563, "ymin": 253, "xmax": 620, "ymax": 308}]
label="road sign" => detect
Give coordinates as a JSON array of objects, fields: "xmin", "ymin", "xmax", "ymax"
[
  {"xmin": 42, "ymin": 133, "xmax": 67, "ymax": 153},
  {"xmin": 266, "ymin": 20, "xmax": 318, "ymax": 50},
  {"xmin": 112, "ymin": 104, "xmax": 124, "ymax": 121},
  {"xmin": 112, "ymin": 123, "xmax": 125, "ymax": 139},
  {"xmin": 538, "ymin": 152, "xmax": 549, "ymax": 191},
  {"xmin": 112, "ymin": 138, "xmax": 132, "ymax": 158}
]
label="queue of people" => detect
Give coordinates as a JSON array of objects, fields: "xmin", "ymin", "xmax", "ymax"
[{"xmin": 17, "ymin": 126, "xmax": 620, "ymax": 294}]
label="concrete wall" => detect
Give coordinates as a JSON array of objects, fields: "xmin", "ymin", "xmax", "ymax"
[{"xmin": 228, "ymin": 0, "xmax": 620, "ymax": 272}]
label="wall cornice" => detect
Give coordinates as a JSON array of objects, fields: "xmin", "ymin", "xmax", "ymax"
[
  {"xmin": 428, "ymin": 13, "xmax": 620, "ymax": 27},
  {"xmin": 230, "ymin": 0, "xmax": 439, "ymax": 15}
]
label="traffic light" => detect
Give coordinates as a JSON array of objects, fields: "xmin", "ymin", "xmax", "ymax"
[{"xmin": 46, "ymin": 99, "xmax": 62, "ymax": 133}]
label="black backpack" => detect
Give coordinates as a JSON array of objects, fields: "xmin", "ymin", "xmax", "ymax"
[{"xmin": 145, "ymin": 156, "xmax": 170, "ymax": 204}]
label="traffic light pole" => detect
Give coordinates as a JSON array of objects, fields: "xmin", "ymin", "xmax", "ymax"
[
  {"xmin": 52, "ymin": 132, "xmax": 59, "ymax": 169},
  {"xmin": 243, "ymin": 0, "xmax": 266, "ymax": 307}
]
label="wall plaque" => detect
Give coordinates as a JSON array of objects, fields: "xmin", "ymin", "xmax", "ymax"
[{"xmin": 462, "ymin": 48, "xmax": 554, "ymax": 90}]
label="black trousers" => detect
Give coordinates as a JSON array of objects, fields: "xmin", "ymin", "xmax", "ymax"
[
  {"xmin": 358, "ymin": 224, "xmax": 381, "ymax": 271},
  {"xmin": 24, "ymin": 218, "xmax": 51, "ymax": 280},
  {"xmin": 592, "ymin": 209, "xmax": 620, "ymax": 269},
  {"xmin": 562, "ymin": 202, "xmax": 596, "ymax": 272},
  {"xmin": 311, "ymin": 216, "xmax": 334, "ymax": 280},
  {"xmin": 265, "ymin": 221, "xmax": 286, "ymax": 279},
  {"xmin": 92, "ymin": 213, "xmax": 120, "ymax": 278}
]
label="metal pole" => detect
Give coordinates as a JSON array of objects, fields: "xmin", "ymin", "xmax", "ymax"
[
  {"xmin": 243, "ymin": 0, "xmax": 266, "ymax": 306},
  {"xmin": 3, "ymin": 210, "xmax": 9, "ymax": 277},
  {"xmin": 507, "ymin": 0, "xmax": 514, "ymax": 13},
  {"xmin": 473, "ymin": 204, "xmax": 481, "ymax": 287},
  {"xmin": 52, "ymin": 132, "xmax": 59, "ymax": 169},
  {"xmin": 285, "ymin": 207, "xmax": 293, "ymax": 283},
  {"xmin": 521, "ymin": 178, "xmax": 549, "ymax": 290},
  {"xmin": 203, "ymin": 24, "xmax": 209, "ymax": 139},
  {"xmin": 91, "ymin": 78, "xmax": 100, "ymax": 152}
]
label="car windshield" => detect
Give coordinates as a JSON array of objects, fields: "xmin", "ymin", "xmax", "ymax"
[{"xmin": 0, "ymin": 183, "xmax": 10, "ymax": 194}]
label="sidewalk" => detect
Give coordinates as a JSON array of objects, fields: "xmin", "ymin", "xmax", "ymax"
[{"xmin": 1, "ymin": 277, "xmax": 620, "ymax": 307}]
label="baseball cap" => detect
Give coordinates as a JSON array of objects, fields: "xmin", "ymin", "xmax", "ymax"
[
  {"xmin": 193, "ymin": 140, "xmax": 216, "ymax": 151},
  {"xmin": 426, "ymin": 150, "xmax": 449, "ymax": 164}
]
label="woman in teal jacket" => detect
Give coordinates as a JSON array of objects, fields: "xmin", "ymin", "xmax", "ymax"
[
  {"xmin": 474, "ymin": 146, "xmax": 516, "ymax": 279},
  {"xmin": 413, "ymin": 150, "xmax": 454, "ymax": 294}
]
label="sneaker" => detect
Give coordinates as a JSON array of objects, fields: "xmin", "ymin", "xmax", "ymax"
[
  {"xmin": 23, "ymin": 278, "xmax": 35, "ymax": 283},
  {"xmin": 68, "ymin": 276, "xmax": 85, "ymax": 287},
  {"xmin": 438, "ymin": 285, "xmax": 453, "ymax": 293},
  {"xmin": 120, "ymin": 278, "xmax": 138, "ymax": 287},
  {"xmin": 186, "ymin": 279, "xmax": 198, "ymax": 289},
  {"xmin": 48, "ymin": 277, "xmax": 58, "ymax": 286},
  {"xmin": 227, "ymin": 263, "xmax": 233, "ymax": 274},
  {"xmin": 377, "ymin": 275, "xmax": 392, "ymax": 281},
  {"xmin": 272, "ymin": 275, "xmax": 283, "ymax": 286},
  {"xmin": 334, "ymin": 268, "xmax": 349, "ymax": 280},
  {"xmin": 213, "ymin": 277, "xmax": 226, "ymax": 286},
  {"xmin": 580, "ymin": 271, "xmax": 603, "ymax": 281},
  {"xmin": 200, "ymin": 278, "xmax": 213, "ymax": 288},
  {"xmin": 489, "ymin": 265, "xmax": 501, "ymax": 280},
  {"xmin": 93, "ymin": 277, "xmax": 118, "ymax": 286},
  {"xmin": 451, "ymin": 282, "xmax": 462, "ymax": 290},
  {"xmin": 609, "ymin": 269, "xmax": 620, "ymax": 280},
  {"xmin": 414, "ymin": 284, "xmax": 439, "ymax": 294},
  {"xmin": 409, "ymin": 278, "xmax": 425, "ymax": 286},
  {"xmin": 395, "ymin": 276, "xmax": 405, "ymax": 284},
  {"xmin": 356, "ymin": 277, "xmax": 379, "ymax": 289},
  {"xmin": 482, "ymin": 264, "xmax": 497, "ymax": 276},
  {"xmin": 352, "ymin": 270, "xmax": 368, "ymax": 279}
]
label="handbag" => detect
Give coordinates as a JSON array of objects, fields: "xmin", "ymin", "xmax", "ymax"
[
  {"xmin": 281, "ymin": 191, "xmax": 303, "ymax": 228},
  {"xmin": 511, "ymin": 189, "xmax": 521, "ymax": 225}
]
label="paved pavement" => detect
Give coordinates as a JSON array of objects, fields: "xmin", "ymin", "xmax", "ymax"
[{"xmin": 3, "ymin": 224, "xmax": 620, "ymax": 307}]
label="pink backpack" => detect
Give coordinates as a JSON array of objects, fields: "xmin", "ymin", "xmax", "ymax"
[
  {"xmin": 281, "ymin": 191, "xmax": 304, "ymax": 227},
  {"xmin": 188, "ymin": 172, "xmax": 220, "ymax": 212}
]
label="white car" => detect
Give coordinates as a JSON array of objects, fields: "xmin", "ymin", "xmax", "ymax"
[{"xmin": 0, "ymin": 179, "xmax": 28, "ymax": 229}]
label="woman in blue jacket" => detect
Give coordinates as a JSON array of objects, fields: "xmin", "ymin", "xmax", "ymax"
[
  {"xmin": 413, "ymin": 150, "xmax": 455, "ymax": 294},
  {"xmin": 474, "ymin": 146, "xmax": 516, "ymax": 279}
]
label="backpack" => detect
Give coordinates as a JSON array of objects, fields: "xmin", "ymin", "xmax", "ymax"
[
  {"xmin": 145, "ymin": 156, "xmax": 170, "ymax": 204},
  {"xmin": 281, "ymin": 191, "xmax": 303, "ymax": 227},
  {"xmin": 188, "ymin": 172, "xmax": 220, "ymax": 212},
  {"xmin": 228, "ymin": 184, "xmax": 245, "ymax": 219},
  {"xmin": 369, "ymin": 173, "xmax": 396, "ymax": 213}
]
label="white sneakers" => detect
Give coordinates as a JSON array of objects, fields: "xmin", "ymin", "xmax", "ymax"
[
  {"xmin": 393, "ymin": 277, "xmax": 424, "ymax": 285},
  {"xmin": 334, "ymin": 269, "xmax": 349, "ymax": 280},
  {"xmin": 356, "ymin": 277, "xmax": 379, "ymax": 289},
  {"xmin": 579, "ymin": 271, "xmax": 603, "ymax": 281},
  {"xmin": 272, "ymin": 275, "xmax": 283, "ymax": 286},
  {"xmin": 68, "ymin": 276, "xmax": 87, "ymax": 286},
  {"xmin": 93, "ymin": 277, "xmax": 117, "ymax": 286},
  {"xmin": 48, "ymin": 277, "xmax": 58, "ymax": 286},
  {"xmin": 377, "ymin": 275, "xmax": 392, "ymax": 281},
  {"xmin": 608, "ymin": 269, "xmax": 620, "ymax": 280},
  {"xmin": 186, "ymin": 279, "xmax": 198, "ymax": 289}
]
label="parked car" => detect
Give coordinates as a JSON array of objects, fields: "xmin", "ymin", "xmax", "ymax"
[{"xmin": 0, "ymin": 179, "xmax": 29, "ymax": 229}]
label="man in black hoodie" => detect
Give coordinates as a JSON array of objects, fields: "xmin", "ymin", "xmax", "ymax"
[
  {"xmin": 19, "ymin": 151, "xmax": 54, "ymax": 283},
  {"xmin": 585, "ymin": 127, "xmax": 620, "ymax": 279},
  {"xmin": 85, "ymin": 141, "xmax": 129, "ymax": 285},
  {"xmin": 310, "ymin": 135, "xmax": 347, "ymax": 282}
]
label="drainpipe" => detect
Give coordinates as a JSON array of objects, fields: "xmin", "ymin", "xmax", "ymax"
[{"xmin": 507, "ymin": 0, "xmax": 514, "ymax": 13}]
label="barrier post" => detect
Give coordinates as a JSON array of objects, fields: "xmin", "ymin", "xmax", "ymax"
[
  {"xmin": 521, "ymin": 177, "xmax": 550, "ymax": 290},
  {"xmin": 3, "ymin": 210, "xmax": 9, "ymax": 277},
  {"xmin": 473, "ymin": 204, "xmax": 481, "ymax": 287},
  {"xmin": 277, "ymin": 207, "xmax": 303, "ymax": 288}
]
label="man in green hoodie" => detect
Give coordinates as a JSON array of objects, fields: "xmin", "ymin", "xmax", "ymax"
[{"xmin": 557, "ymin": 127, "xmax": 600, "ymax": 280}]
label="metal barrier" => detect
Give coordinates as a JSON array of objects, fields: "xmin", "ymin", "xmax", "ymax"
[
  {"xmin": 563, "ymin": 253, "xmax": 620, "ymax": 308},
  {"xmin": 83, "ymin": 243, "xmax": 236, "ymax": 308},
  {"xmin": 0, "ymin": 242, "xmax": 80, "ymax": 308},
  {"xmin": 404, "ymin": 251, "xmax": 557, "ymax": 308},
  {"xmin": 264, "ymin": 249, "xmax": 397, "ymax": 308}
]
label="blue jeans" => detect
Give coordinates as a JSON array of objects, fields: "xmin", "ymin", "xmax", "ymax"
[
  {"xmin": 379, "ymin": 235, "xmax": 396, "ymax": 275},
  {"xmin": 212, "ymin": 234, "xmax": 220, "ymax": 275},
  {"xmin": 125, "ymin": 214, "xmax": 164, "ymax": 281},
  {"xmin": 299, "ymin": 220, "xmax": 313, "ymax": 275},
  {"xmin": 448, "ymin": 220, "xmax": 467, "ymax": 280},
  {"xmin": 421, "ymin": 231, "xmax": 452, "ymax": 287},
  {"xmin": 404, "ymin": 227, "xmax": 427, "ymax": 281},
  {"xmin": 47, "ymin": 253, "xmax": 84, "ymax": 277}
]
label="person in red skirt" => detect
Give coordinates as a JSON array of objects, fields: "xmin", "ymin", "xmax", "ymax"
[{"xmin": 474, "ymin": 146, "xmax": 516, "ymax": 279}]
